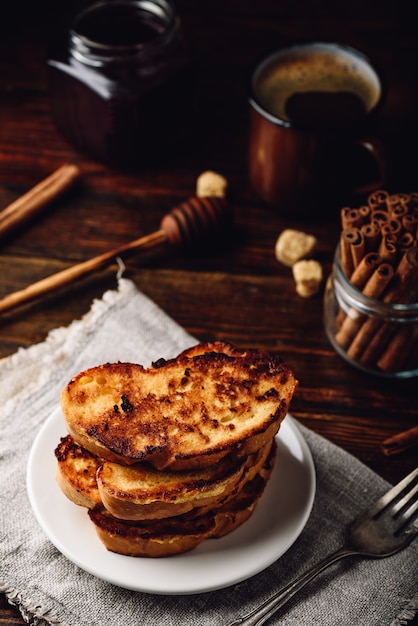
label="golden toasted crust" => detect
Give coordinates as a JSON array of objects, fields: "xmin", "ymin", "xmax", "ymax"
[
  {"xmin": 55, "ymin": 433, "xmax": 274, "ymax": 521},
  {"xmin": 54, "ymin": 435, "xmax": 102, "ymax": 509},
  {"xmin": 98, "ymin": 453, "xmax": 246, "ymax": 520},
  {"xmin": 87, "ymin": 442, "xmax": 276, "ymax": 557},
  {"xmin": 211, "ymin": 447, "xmax": 276, "ymax": 538},
  {"xmin": 88, "ymin": 509, "xmax": 216, "ymax": 557},
  {"xmin": 98, "ymin": 438, "xmax": 273, "ymax": 520},
  {"xmin": 61, "ymin": 341, "xmax": 297, "ymax": 470}
]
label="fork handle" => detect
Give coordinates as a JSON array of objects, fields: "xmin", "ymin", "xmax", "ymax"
[{"xmin": 227, "ymin": 547, "xmax": 358, "ymax": 626}]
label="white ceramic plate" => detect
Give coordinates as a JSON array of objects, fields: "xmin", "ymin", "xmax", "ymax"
[{"xmin": 27, "ymin": 407, "xmax": 315, "ymax": 595}]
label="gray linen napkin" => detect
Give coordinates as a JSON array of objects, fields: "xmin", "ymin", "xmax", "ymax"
[{"xmin": 0, "ymin": 278, "xmax": 417, "ymax": 626}]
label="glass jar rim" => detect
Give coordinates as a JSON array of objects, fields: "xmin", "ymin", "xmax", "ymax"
[
  {"xmin": 333, "ymin": 245, "xmax": 418, "ymax": 321},
  {"xmin": 70, "ymin": 0, "xmax": 178, "ymax": 67}
]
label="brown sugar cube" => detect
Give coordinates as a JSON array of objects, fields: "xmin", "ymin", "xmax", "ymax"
[
  {"xmin": 292, "ymin": 259, "xmax": 323, "ymax": 298},
  {"xmin": 275, "ymin": 229, "xmax": 318, "ymax": 267},
  {"xmin": 196, "ymin": 171, "xmax": 228, "ymax": 198}
]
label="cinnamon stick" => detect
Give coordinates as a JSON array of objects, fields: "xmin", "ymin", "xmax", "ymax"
[
  {"xmin": 358, "ymin": 205, "xmax": 371, "ymax": 221},
  {"xmin": 340, "ymin": 231, "xmax": 355, "ymax": 278},
  {"xmin": 358, "ymin": 320, "xmax": 396, "ymax": 366},
  {"xmin": 377, "ymin": 325, "xmax": 417, "ymax": 373},
  {"xmin": 378, "ymin": 235, "xmax": 398, "ymax": 264},
  {"xmin": 383, "ymin": 246, "xmax": 418, "ymax": 304},
  {"xmin": 390, "ymin": 202, "xmax": 408, "ymax": 219},
  {"xmin": 370, "ymin": 209, "xmax": 389, "ymax": 226},
  {"xmin": 335, "ymin": 252, "xmax": 382, "ymax": 329},
  {"xmin": 402, "ymin": 213, "xmax": 418, "ymax": 235},
  {"xmin": 380, "ymin": 218, "xmax": 402, "ymax": 238},
  {"xmin": 340, "ymin": 207, "xmax": 363, "ymax": 229},
  {"xmin": 399, "ymin": 231, "xmax": 415, "ymax": 251},
  {"xmin": 361, "ymin": 221, "xmax": 381, "ymax": 252},
  {"xmin": 345, "ymin": 316, "xmax": 381, "ymax": 362},
  {"xmin": 367, "ymin": 189, "xmax": 389, "ymax": 210},
  {"xmin": 349, "ymin": 252, "xmax": 382, "ymax": 289},
  {"xmin": 335, "ymin": 263, "xmax": 394, "ymax": 349},
  {"xmin": 363, "ymin": 263, "xmax": 394, "ymax": 298},
  {"xmin": 382, "ymin": 425, "xmax": 418, "ymax": 456},
  {"xmin": 0, "ymin": 164, "xmax": 80, "ymax": 240},
  {"xmin": 341, "ymin": 227, "xmax": 365, "ymax": 269},
  {"xmin": 387, "ymin": 192, "xmax": 410, "ymax": 214}
]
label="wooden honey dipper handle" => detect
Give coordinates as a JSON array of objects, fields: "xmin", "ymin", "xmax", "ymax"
[{"xmin": 0, "ymin": 196, "xmax": 231, "ymax": 314}]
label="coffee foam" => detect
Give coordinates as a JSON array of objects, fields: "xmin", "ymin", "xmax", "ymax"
[{"xmin": 253, "ymin": 44, "xmax": 381, "ymax": 122}]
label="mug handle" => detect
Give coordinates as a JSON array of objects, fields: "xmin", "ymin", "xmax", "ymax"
[{"xmin": 350, "ymin": 136, "xmax": 387, "ymax": 195}]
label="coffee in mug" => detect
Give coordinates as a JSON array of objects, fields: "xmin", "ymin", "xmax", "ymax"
[{"xmin": 249, "ymin": 42, "xmax": 386, "ymax": 216}]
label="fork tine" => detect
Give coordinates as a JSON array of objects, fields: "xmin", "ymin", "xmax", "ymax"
[
  {"xmin": 391, "ymin": 481, "xmax": 418, "ymax": 518},
  {"xmin": 370, "ymin": 467, "xmax": 418, "ymax": 518},
  {"xmin": 394, "ymin": 499, "xmax": 418, "ymax": 537}
]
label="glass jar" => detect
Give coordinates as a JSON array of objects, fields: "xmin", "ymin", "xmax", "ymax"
[
  {"xmin": 47, "ymin": 0, "xmax": 194, "ymax": 166},
  {"xmin": 324, "ymin": 247, "xmax": 418, "ymax": 378}
]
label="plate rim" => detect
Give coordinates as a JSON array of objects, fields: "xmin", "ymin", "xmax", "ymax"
[{"xmin": 27, "ymin": 406, "xmax": 316, "ymax": 595}]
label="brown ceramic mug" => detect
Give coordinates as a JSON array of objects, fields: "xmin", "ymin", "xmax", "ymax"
[{"xmin": 249, "ymin": 42, "xmax": 386, "ymax": 217}]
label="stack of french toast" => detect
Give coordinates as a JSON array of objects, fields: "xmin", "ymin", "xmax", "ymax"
[{"xmin": 55, "ymin": 341, "xmax": 297, "ymax": 557}]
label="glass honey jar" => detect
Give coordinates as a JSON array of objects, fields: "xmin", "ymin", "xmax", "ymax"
[{"xmin": 47, "ymin": 0, "xmax": 194, "ymax": 166}]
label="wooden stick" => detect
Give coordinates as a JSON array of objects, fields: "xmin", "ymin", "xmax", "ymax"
[
  {"xmin": 0, "ymin": 230, "xmax": 167, "ymax": 314},
  {"xmin": 0, "ymin": 164, "xmax": 80, "ymax": 239}
]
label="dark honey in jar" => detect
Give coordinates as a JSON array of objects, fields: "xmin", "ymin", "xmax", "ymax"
[{"xmin": 47, "ymin": 0, "xmax": 194, "ymax": 166}]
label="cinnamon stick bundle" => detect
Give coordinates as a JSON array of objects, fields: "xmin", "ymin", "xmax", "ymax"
[{"xmin": 334, "ymin": 190, "xmax": 418, "ymax": 375}]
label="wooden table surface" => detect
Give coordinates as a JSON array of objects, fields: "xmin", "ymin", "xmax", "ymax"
[{"xmin": 1, "ymin": 0, "xmax": 417, "ymax": 623}]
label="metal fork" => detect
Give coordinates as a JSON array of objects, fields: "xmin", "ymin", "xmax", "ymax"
[{"xmin": 227, "ymin": 466, "xmax": 418, "ymax": 626}]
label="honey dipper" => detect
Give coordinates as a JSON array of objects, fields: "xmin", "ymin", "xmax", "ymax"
[{"xmin": 0, "ymin": 196, "xmax": 232, "ymax": 314}]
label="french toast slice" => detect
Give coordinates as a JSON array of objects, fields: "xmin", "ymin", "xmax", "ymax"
[
  {"xmin": 55, "ymin": 435, "xmax": 102, "ymax": 509},
  {"xmin": 61, "ymin": 341, "xmax": 296, "ymax": 470},
  {"xmin": 87, "ymin": 442, "xmax": 276, "ymax": 557},
  {"xmin": 97, "ymin": 438, "xmax": 273, "ymax": 520},
  {"xmin": 55, "ymin": 433, "xmax": 274, "ymax": 520},
  {"xmin": 88, "ymin": 508, "xmax": 217, "ymax": 558}
]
